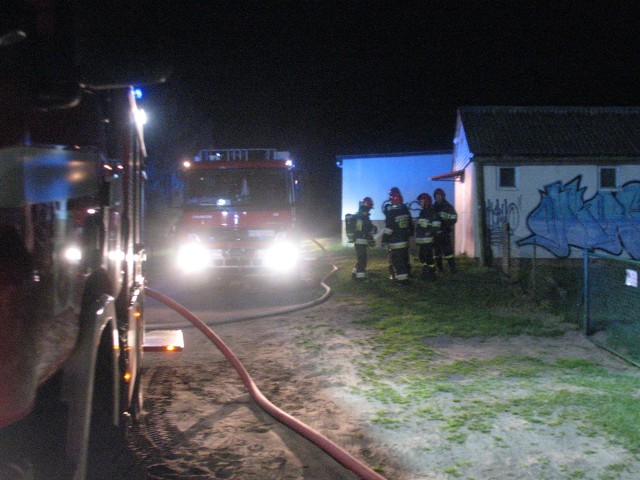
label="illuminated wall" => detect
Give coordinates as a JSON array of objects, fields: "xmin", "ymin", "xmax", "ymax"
[{"xmin": 339, "ymin": 151, "xmax": 454, "ymax": 223}]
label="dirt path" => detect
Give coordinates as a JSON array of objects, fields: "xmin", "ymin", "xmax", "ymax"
[{"xmin": 128, "ymin": 295, "xmax": 640, "ymax": 480}]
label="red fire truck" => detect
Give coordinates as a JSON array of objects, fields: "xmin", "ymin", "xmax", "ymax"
[
  {"xmin": 174, "ymin": 148, "xmax": 303, "ymax": 276},
  {"xmin": 0, "ymin": 2, "xmax": 172, "ymax": 478}
]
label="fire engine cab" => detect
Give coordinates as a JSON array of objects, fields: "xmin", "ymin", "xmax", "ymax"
[
  {"xmin": 0, "ymin": 1, "xmax": 174, "ymax": 478},
  {"xmin": 174, "ymin": 148, "xmax": 303, "ymax": 276}
]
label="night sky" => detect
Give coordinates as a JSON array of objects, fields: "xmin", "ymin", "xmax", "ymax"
[{"xmin": 141, "ymin": 2, "xmax": 639, "ymax": 229}]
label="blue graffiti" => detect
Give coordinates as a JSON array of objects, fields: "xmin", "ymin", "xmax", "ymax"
[{"xmin": 518, "ymin": 176, "xmax": 640, "ymax": 259}]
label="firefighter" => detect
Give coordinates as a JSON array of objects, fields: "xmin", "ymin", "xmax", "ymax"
[
  {"xmin": 432, "ymin": 188, "xmax": 457, "ymax": 273},
  {"xmin": 415, "ymin": 193, "xmax": 438, "ymax": 281},
  {"xmin": 381, "ymin": 187, "xmax": 413, "ymax": 283},
  {"xmin": 351, "ymin": 197, "xmax": 377, "ymax": 281}
]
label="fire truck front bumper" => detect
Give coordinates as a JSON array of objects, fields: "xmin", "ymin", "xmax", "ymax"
[{"xmin": 175, "ymin": 241, "xmax": 301, "ymax": 275}]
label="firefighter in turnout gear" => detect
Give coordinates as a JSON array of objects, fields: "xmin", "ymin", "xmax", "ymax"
[
  {"xmin": 351, "ymin": 197, "xmax": 377, "ymax": 281},
  {"xmin": 381, "ymin": 188, "xmax": 413, "ymax": 283},
  {"xmin": 415, "ymin": 193, "xmax": 438, "ymax": 281},
  {"xmin": 432, "ymin": 188, "xmax": 457, "ymax": 273}
]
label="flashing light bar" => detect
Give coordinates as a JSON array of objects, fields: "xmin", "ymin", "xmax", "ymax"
[{"xmin": 198, "ymin": 149, "xmax": 292, "ymax": 163}]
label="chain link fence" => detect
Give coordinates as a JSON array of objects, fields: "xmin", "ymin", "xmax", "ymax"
[
  {"xmin": 489, "ymin": 221, "xmax": 583, "ymax": 323},
  {"xmin": 489, "ymin": 221, "xmax": 541, "ymax": 297},
  {"xmin": 490, "ymin": 221, "xmax": 640, "ymax": 364},
  {"xmin": 584, "ymin": 251, "xmax": 640, "ymax": 366}
]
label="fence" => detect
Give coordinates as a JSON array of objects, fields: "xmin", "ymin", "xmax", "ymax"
[
  {"xmin": 489, "ymin": 221, "xmax": 541, "ymax": 298},
  {"xmin": 490, "ymin": 221, "xmax": 583, "ymax": 322},
  {"xmin": 584, "ymin": 251, "xmax": 640, "ymax": 366},
  {"xmin": 492, "ymin": 222, "xmax": 640, "ymax": 365}
]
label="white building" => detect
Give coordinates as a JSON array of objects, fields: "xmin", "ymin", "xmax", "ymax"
[
  {"xmin": 338, "ymin": 151, "xmax": 453, "ymax": 243},
  {"xmin": 433, "ymin": 106, "xmax": 640, "ymax": 263}
]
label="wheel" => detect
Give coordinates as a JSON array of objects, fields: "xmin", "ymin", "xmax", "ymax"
[{"xmin": 87, "ymin": 328, "xmax": 145, "ymax": 479}]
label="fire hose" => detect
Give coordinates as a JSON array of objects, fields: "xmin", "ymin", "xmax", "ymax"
[
  {"xmin": 144, "ymin": 287, "xmax": 388, "ymax": 480},
  {"xmin": 144, "ymin": 238, "xmax": 388, "ymax": 480}
]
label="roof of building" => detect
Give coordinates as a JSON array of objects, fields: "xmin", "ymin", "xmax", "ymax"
[{"xmin": 458, "ymin": 106, "xmax": 640, "ymax": 158}]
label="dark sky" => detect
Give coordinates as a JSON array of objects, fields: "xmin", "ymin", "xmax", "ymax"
[{"xmin": 141, "ymin": 2, "xmax": 638, "ymax": 215}]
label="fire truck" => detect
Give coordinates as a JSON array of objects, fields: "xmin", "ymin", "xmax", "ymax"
[
  {"xmin": 0, "ymin": 2, "xmax": 173, "ymax": 478},
  {"xmin": 174, "ymin": 148, "xmax": 303, "ymax": 276}
]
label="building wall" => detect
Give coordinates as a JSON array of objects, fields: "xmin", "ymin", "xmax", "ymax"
[
  {"xmin": 452, "ymin": 118, "xmax": 473, "ymax": 172},
  {"xmin": 340, "ymin": 152, "xmax": 453, "ymax": 244},
  {"xmin": 454, "ymin": 162, "xmax": 476, "ymax": 257},
  {"xmin": 482, "ymin": 163, "xmax": 640, "ymax": 260},
  {"xmin": 452, "ymin": 115, "xmax": 477, "ymax": 258}
]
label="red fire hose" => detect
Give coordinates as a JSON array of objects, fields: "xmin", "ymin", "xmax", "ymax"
[{"xmin": 145, "ymin": 286, "xmax": 388, "ymax": 480}]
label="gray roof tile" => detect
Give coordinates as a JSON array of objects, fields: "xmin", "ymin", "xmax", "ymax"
[{"xmin": 459, "ymin": 106, "xmax": 640, "ymax": 157}]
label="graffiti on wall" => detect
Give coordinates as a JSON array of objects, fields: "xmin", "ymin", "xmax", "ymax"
[
  {"xmin": 517, "ymin": 176, "xmax": 640, "ymax": 259},
  {"xmin": 486, "ymin": 198, "xmax": 520, "ymax": 245}
]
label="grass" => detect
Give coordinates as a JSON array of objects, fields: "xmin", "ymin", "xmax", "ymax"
[
  {"xmin": 331, "ymin": 249, "xmax": 569, "ymax": 336},
  {"xmin": 308, "ymin": 240, "xmax": 640, "ymax": 477}
]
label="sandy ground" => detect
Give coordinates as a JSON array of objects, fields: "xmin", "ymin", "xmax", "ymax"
[{"xmin": 127, "ymin": 292, "xmax": 640, "ymax": 480}]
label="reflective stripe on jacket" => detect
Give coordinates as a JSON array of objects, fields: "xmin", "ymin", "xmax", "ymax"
[{"xmin": 382, "ymin": 203, "xmax": 413, "ymax": 245}]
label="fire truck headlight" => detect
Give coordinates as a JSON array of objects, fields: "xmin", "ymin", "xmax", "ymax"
[
  {"xmin": 263, "ymin": 242, "xmax": 300, "ymax": 272},
  {"xmin": 177, "ymin": 243, "xmax": 209, "ymax": 273},
  {"xmin": 64, "ymin": 245, "xmax": 82, "ymax": 264}
]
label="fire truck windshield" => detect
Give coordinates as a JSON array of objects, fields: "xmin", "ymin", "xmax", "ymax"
[{"xmin": 184, "ymin": 168, "xmax": 292, "ymax": 209}]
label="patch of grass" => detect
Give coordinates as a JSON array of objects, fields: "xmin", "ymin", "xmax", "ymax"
[
  {"xmin": 332, "ymin": 251, "xmax": 569, "ymax": 340},
  {"xmin": 370, "ymin": 410, "xmax": 403, "ymax": 429},
  {"xmin": 559, "ymin": 464, "xmax": 586, "ymax": 479},
  {"xmin": 442, "ymin": 462, "xmax": 465, "ymax": 477},
  {"xmin": 367, "ymin": 343, "xmax": 640, "ymax": 454},
  {"xmin": 294, "ymin": 338, "xmax": 322, "ymax": 351},
  {"xmin": 305, "ymin": 242, "xmax": 640, "ymax": 464},
  {"xmin": 599, "ymin": 462, "xmax": 633, "ymax": 480}
]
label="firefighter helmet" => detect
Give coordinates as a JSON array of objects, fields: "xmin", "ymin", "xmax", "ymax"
[
  {"xmin": 418, "ymin": 192, "xmax": 432, "ymax": 206},
  {"xmin": 434, "ymin": 188, "xmax": 446, "ymax": 199},
  {"xmin": 389, "ymin": 186, "xmax": 401, "ymax": 197},
  {"xmin": 362, "ymin": 197, "xmax": 374, "ymax": 208}
]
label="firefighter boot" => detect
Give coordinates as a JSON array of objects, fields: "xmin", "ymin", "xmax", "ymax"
[
  {"xmin": 421, "ymin": 265, "xmax": 436, "ymax": 281},
  {"xmin": 389, "ymin": 264, "xmax": 396, "ymax": 281}
]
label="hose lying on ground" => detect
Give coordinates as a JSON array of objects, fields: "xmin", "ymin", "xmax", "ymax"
[{"xmin": 144, "ymin": 286, "xmax": 388, "ymax": 480}]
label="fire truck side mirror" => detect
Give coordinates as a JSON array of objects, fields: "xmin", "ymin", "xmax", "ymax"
[
  {"xmin": 293, "ymin": 169, "xmax": 307, "ymax": 206},
  {"xmin": 170, "ymin": 188, "xmax": 184, "ymax": 209},
  {"xmin": 169, "ymin": 168, "xmax": 185, "ymax": 208}
]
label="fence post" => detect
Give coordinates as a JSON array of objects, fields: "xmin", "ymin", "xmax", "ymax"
[
  {"xmin": 501, "ymin": 222, "xmax": 510, "ymax": 276},
  {"xmin": 532, "ymin": 243, "xmax": 537, "ymax": 302},
  {"xmin": 583, "ymin": 248, "xmax": 589, "ymax": 335}
]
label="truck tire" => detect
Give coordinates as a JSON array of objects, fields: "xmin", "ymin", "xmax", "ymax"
[
  {"xmin": 86, "ymin": 327, "xmax": 121, "ymax": 479},
  {"xmin": 88, "ymin": 329, "xmax": 146, "ymax": 480}
]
